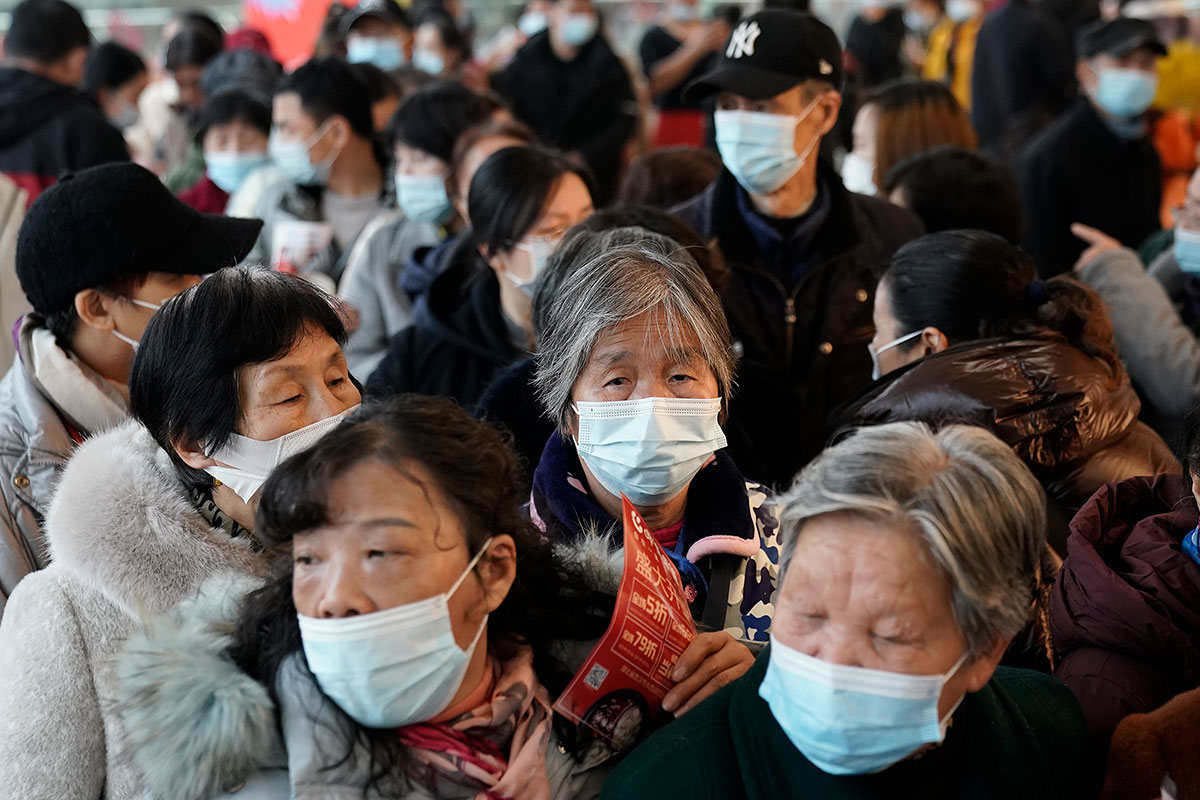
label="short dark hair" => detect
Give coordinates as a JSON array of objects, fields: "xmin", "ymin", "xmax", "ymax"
[
  {"xmin": 83, "ymin": 41, "xmax": 147, "ymax": 102},
  {"xmin": 468, "ymin": 145, "xmax": 595, "ymax": 256},
  {"xmin": 130, "ymin": 267, "xmax": 348, "ymax": 494},
  {"xmin": 883, "ymin": 146, "xmax": 1023, "ymax": 244},
  {"xmin": 276, "ymin": 56, "xmax": 375, "ymax": 140},
  {"xmin": 173, "ymin": 9, "xmax": 225, "ymax": 47},
  {"xmin": 194, "ymin": 89, "xmax": 272, "ymax": 145},
  {"xmin": 616, "ymin": 146, "xmax": 722, "ymax": 211},
  {"xmin": 883, "ymin": 230, "xmax": 1122, "ymax": 379},
  {"xmin": 388, "ymin": 80, "xmax": 498, "ymax": 163},
  {"xmin": 5, "ymin": 0, "xmax": 91, "ymax": 64},
  {"xmin": 164, "ymin": 26, "xmax": 223, "ymax": 72},
  {"xmin": 347, "ymin": 61, "xmax": 400, "ymax": 105}
]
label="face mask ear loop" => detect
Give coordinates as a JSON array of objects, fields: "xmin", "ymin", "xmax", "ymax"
[{"xmin": 446, "ymin": 537, "xmax": 496, "ymax": 601}]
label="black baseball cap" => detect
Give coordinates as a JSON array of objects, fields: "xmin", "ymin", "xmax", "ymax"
[
  {"xmin": 1076, "ymin": 17, "xmax": 1166, "ymax": 60},
  {"xmin": 340, "ymin": 0, "xmax": 412, "ymax": 35},
  {"xmin": 16, "ymin": 163, "xmax": 263, "ymax": 315},
  {"xmin": 684, "ymin": 10, "xmax": 844, "ymax": 103}
]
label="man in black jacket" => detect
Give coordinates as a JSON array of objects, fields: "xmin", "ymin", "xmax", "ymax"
[
  {"xmin": 0, "ymin": 0, "xmax": 129, "ymax": 205},
  {"xmin": 675, "ymin": 9, "xmax": 922, "ymax": 488},
  {"xmin": 495, "ymin": 0, "xmax": 636, "ymax": 205},
  {"xmin": 1019, "ymin": 18, "xmax": 1164, "ymax": 277}
]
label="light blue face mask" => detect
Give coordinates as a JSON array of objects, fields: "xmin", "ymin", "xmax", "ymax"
[
  {"xmin": 1175, "ymin": 226, "xmax": 1200, "ymax": 276},
  {"xmin": 298, "ymin": 540, "xmax": 493, "ymax": 728},
  {"xmin": 559, "ymin": 12, "xmax": 598, "ymax": 46},
  {"xmin": 760, "ymin": 638, "xmax": 969, "ymax": 776},
  {"xmin": 205, "ymin": 150, "xmax": 271, "ymax": 194},
  {"xmin": 518, "ymin": 10, "xmax": 549, "ymax": 35},
  {"xmin": 347, "ymin": 36, "xmax": 408, "ymax": 71},
  {"xmin": 269, "ymin": 123, "xmax": 336, "ymax": 187},
  {"xmin": 1093, "ymin": 66, "xmax": 1159, "ymax": 120},
  {"xmin": 395, "ymin": 171, "xmax": 454, "ymax": 224},
  {"xmin": 714, "ymin": 99, "xmax": 823, "ymax": 196},
  {"xmin": 412, "ymin": 48, "xmax": 446, "ymax": 76},
  {"xmin": 574, "ymin": 396, "xmax": 727, "ymax": 507}
]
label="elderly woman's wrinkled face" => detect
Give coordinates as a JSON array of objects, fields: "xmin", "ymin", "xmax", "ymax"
[
  {"xmin": 569, "ymin": 309, "xmax": 720, "ymax": 413},
  {"xmin": 235, "ymin": 324, "xmax": 362, "ymax": 441},
  {"xmin": 775, "ymin": 513, "xmax": 995, "ymax": 719}
]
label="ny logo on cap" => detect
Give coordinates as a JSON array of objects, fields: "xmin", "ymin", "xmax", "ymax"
[{"xmin": 726, "ymin": 20, "xmax": 762, "ymax": 59}]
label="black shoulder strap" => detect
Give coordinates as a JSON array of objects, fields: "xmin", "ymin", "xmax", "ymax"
[{"xmin": 699, "ymin": 556, "xmax": 740, "ymax": 632}]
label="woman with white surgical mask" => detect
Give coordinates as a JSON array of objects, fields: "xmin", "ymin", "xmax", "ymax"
[
  {"xmin": 83, "ymin": 41, "xmax": 150, "ymax": 132},
  {"xmin": 412, "ymin": 9, "xmax": 469, "ymax": 79},
  {"xmin": 601, "ymin": 422, "xmax": 1094, "ymax": 800},
  {"xmin": 530, "ymin": 238, "xmax": 781, "ymax": 686},
  {"xmin": 367, "ymin": 145, "xmax": 594, "ymax": 410}
]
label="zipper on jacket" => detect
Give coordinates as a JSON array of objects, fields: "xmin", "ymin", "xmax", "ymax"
[{"xmin": 784, "ymin": 296, "xmax": 797, "ymax": 363}]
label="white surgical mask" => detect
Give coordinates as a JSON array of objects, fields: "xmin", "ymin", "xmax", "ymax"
[
  {"xmin": 868, "ymin": 329, "xmax": 922, "ymax": 381},
  {"xmin": 574, "ymin": 396, "xmax": 727, "ymax": 506},
  {"xmin": 412, "ymin": 48, "xmax": 446, "ymax": 76},
  {"xmin": 505, "ymin": 236, "xmax": 556, "ymax": 296},
  {"xmin": 714, "ymin": 97, "xmax": 823, "ymax": 195},
  {"xmin": 111, "ymin": 297, "xmax": 163, "ymax": 351},
  {"xmin": 559, "ymin": 12, "xmax": 598, "ymax": 46},
  {"xmin": 760, "ymin": 638, "xmax": 968, "ymax": 775},
  {"xmin": 518, "ymin": 10, "xmax": 549, "ymax": 35},
  {"xmin": 840, "ymin": 151, "xmax": 877, "ymax": 196},
  {"xmin": 269, "ymin": 122, "xmax": 338, "ymax": 187},
  {"xmin": 395, "ymin": 171, "xmax": 454, "ymax": 224},
  {"xmin": 298, "ymin": 539, "xmax": 493, "ymax": 728},
  {"xmin": 204, "ymin": 404, "xmax": 360, "ymax": 503},
  {"xmin": 346, "ymin": 36, "xmax": 408, "ymax": 71},
  {"xmin": 945, "ymin": 0, "xmax": 980, "ymax": 21}
]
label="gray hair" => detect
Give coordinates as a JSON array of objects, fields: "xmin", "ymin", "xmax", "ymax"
[
  {"xmin": 534, "ymin": 235, "xmax": 735, "ymax": 434},
  {"xmin": 778, "ymin": 422, "xmax": 1047, "ymax": 659}
]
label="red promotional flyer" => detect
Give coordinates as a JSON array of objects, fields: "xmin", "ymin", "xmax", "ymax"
[{"xmin": 553, "ymin": 496, "xmax": 697, "ymax": 749}]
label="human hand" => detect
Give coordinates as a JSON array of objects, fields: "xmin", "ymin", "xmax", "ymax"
[
  {"xmin": 661, "ymin": 631, "xmax": 754, "ymax": 717},
  {"xmin": 1071, "ymin": 223, "xmax": 1122, "ymax": 273}
]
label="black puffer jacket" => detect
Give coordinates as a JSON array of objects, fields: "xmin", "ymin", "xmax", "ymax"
[
  {"xmin": 674, "ymin": 162, "xmax": 923, "ymax": 488},
  {"xmin": 841, "ymin": 338, "xmax": 1179, "ymax": 512}
]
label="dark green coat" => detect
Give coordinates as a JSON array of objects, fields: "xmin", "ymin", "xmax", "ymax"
[{"xmin": 602, "ymin": 649, "xmax": 1090, "ymax": 800}]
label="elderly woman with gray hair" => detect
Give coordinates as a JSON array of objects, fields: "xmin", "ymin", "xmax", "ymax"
[
  {"xmin": 530, "ymin": 237, "xmax": 780, "ymax": 717},
  {"xmin": 602, "ymin": 422, "xmax": 1091, "ymax": 800}
]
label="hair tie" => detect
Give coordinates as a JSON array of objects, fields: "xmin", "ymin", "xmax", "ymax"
[{"xmin": 1027, "ymin": 280, "xmax": 1047, "ymax": 306}]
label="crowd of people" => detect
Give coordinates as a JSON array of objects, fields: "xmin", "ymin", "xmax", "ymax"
[{"xmin": 1, "ymin": 0, "xmax": 1199, "ymax": 796}]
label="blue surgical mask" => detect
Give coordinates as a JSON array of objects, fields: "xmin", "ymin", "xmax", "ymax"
[
  {"xmin": 559, "ymin": 12, "xmax": 598, "ymax": 47},
  {"xmin": 395, "ymin": 171, "xmax": 454, "ymax": 224},
  {"xmin": 904, "ymin": 8, "xmax": 935, "ymax": 33},
  {"xmin": 269, "ymin": 123, "xmax": 337, "ymax": 187},
  {"xmin": 1093, "ymin": 67, "xmax": 1159, "ymax": 120},
  {"xmin": 714, "ymin": 100, "xmax": 823, "ymax": 196},
  {"xmin": 297, "ymin": 539, "xmax": 493, "ymax": 728},
  {"xmin": 518, "ymin": 11, "xmax": 549, "ymax": 35},
  {"xmin": 573, "ymin": 397, "xmax": 727, "ymax": 506},
  {"xmin": 1175, "ymin": 227, "xmax": 1200, "ymax": 276},
  {"xmin": 205, "ymin": 150, "xmax": 271, "ymax": 194},
  {"xmin": 759, "ymin": 638, "xmax": 969, "ymax": 776},
  {"xmin": 868, "ymin": 329, "xmax": 922, "ymax": 381},
  {"xmin": 347, "ymin": 36, "xmax": 408, "ymax": 71},
  {"xmin": 412, "ymin": 48, "xmax": 446, "ymax": 76}
]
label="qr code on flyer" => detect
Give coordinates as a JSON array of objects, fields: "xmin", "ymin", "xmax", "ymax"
[{"xmin": 583, "ymin": 663, "xmax": 609, "ymax": 690}]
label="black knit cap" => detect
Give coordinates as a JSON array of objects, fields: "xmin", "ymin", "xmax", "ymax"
[
  {"xmin": 16, "ymin": 163, "xmax": 263, "ymax": 315},
  {"xmin": 684, "ymin": 9, "xmax": 844, "ymax": 103}
]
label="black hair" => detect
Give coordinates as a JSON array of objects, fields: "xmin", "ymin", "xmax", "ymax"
[
  {"xmin": 315, "ymin": 2, "xmax": 350, "ymax": 57},
  {"xmin": 82, "ymin": 42, "xmax": 147, "ymax": 102},
  {"xmin": 194, "ymin": 89, "xmax": 272, "ymax": 146},
  {"xmin": 164, "ymin": 26, "xmax": 223, "ymax": 72},
  {"xmin": 616, "ymin": 146, "xmax": 722, "ymax": 211},
  {"xmin": 173, "ymin": 9, "xmax": 225, "ymax": 47},
  {"xmin": 276, "ymin": 55, "xmax": 376, "ymax": 141},
  {"xmin": 883, "ymin": 146, "xmax": 1023, "ymax": 244},
  {"xmin": 387, "ymin": 80, "xmax": 498, "ymax": 163},
  {"xmin": 883, "ymin": 230, "xmax": 1123, "ymax": 380},
  {"xmin": 347, "ymin": 61, "xmax": 400, "ymax": 104},
  {"xmin": 130, "ymin": 267, "xmax": 348, "ymax": 494},
  {"xmin": 415, "ymin": 8, "xmax": 470, "ymax": 59},
  {"xmin": 228, "ymin": 396, "xmax": 613, "ymax": 795},
  {"xmin": 45, "ymin": 273, "xmax": 150, "ymax": 349},
  {"xmin": 5, "ymin": 0, "xmax": 91, "ymax": 63},
  {"xmin": 468, "ymin": 145, "xmax": 595, "ymax": 257},
  {"xmin": 1182, "ymin": 401, "xmax": 1200, "ymax": 483}
]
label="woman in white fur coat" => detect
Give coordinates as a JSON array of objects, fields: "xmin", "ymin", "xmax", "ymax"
[{"xmin": 0, "ymin": 267, "xmax": 362, "ymax": 799}]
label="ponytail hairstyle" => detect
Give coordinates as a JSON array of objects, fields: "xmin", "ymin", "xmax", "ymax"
[{"xmin": 882, "ymin": 230, "xmax": 1124, "ymax": 383}]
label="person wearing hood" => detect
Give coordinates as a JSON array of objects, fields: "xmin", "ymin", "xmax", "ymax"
[
  {"xmin": 0, "ymin": 0, "xmax": 129, "ymax": 205},
  {"xmin": 1049, "ymin": 402, "xmax": 1200, "ymax": 759},
  {"xmin": 0, "ymin": 163, "xmax": 257, "ymax": 619},
  {"xmin": 673, "ymin": 9, "xmax": 923, "ymax": 488},
  {"xmin": 81, "ymin": 42, "xmax": 150, "ymax": 135},
  {"xmin": 843, "ymin": 230, "xmax": 1178, "ymax": 544},
  {"xmin": 367, "ymin": 145, "xmax": 594, "ymax": 409},
  {"xmin": 339, "ymin": 82, "xmax": 500, "ymax": 377},
  {"xmin": 0, "ymin": 265, "xmax": 362, "ymax": 798},
  {"xmin": 1019, "ymin": 17, "xmax": 1165, "ymax": 277},
  {"xmin": 496, "ymin": 0, "xmax": 637, "ymax": 205}
]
